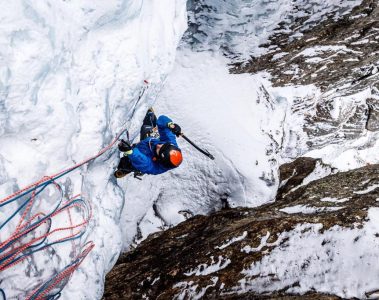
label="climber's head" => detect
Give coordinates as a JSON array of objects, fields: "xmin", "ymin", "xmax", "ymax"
[{"xmin": 156, "ymin": 142, "xmax": 183, "ymax": 168}]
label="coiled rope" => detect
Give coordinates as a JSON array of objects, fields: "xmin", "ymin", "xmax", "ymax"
[{"xmin": 0, "ymin": 80, "xmax": 150, "ymax": 299}]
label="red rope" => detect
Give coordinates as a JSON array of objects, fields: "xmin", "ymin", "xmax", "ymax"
[
  {"xmin": 1, "ymin": 79, "xmax": 150, "ymax": 206},
  {"xmin": 0, "ymin": 198, "xmax": 92, "ymax": 272},
  {"xmin": 25, "ymin": 241, "xmax": 95, "ymax": 300},
  {"xmin": 0, "ymin": 129, "xmax": 125, "ymax": 205},
  {"xmin": 0, "ymin": 80, "xmax": 150, "ymax": 299}
]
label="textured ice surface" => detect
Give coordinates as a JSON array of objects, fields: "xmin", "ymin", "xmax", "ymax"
[{"xmin": 0, "ymin": 1, "xmax": 187, "ymax": 299}]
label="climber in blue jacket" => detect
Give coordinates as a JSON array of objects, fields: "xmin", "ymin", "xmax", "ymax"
[{"xmin": 114, "ymin": 109, "xmax": 183, "ymax": 178}]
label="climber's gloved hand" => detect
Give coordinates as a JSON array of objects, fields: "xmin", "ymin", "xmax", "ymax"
[
  {"xmin": 118, "ymin": 139, "xmax": 133, "ymax": 155},
  {"xmin": 168, "ymin": 122, "xmax": 182, "ymax": 137}
]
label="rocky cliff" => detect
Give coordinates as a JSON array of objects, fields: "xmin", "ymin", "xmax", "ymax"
[
  {"xmin": 103, "ymin": 0, "xmax": 379, "ymax": 298},
  {"xmin": 104, "ymin": 159, "xmax": 379, "ymax": 299},
  {"xmin": 233, "ymin": 0, "xmax": 379, "ymax": 153}
]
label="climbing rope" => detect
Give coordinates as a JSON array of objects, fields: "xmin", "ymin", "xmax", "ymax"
[
  {"xmin": 0, "ymin": 178, "xmax": 92, "ymax": 299},
  {"xmin": 26, "ymin": 241, "xmax": 95, "ymax": 300},
  {"xmin": 0, "ymin": 80, "xmax": 152, "ymax": 299},
  {"xmin": 0, "ymin": 80, "xmax": 152, "ymax": 207}
]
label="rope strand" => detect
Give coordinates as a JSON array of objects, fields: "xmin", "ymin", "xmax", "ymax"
[{"xmin": 0, "ymin": 80, "xmax": 151, "ymax": 299}]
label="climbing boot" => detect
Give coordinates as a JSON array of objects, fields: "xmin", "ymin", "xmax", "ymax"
[{"xmin": 114, "ymin": 169, "xmax": 131, "ymax": 178}]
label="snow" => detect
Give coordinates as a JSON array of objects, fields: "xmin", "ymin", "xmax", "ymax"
[
  {"xmin": 344, "ymin": 58, "xmax": 360, "ymax": 62},
  {"xmin": 119, "ymin": 50, "xmax": 288, "ymax": 249},
  {"xmin": 215, "ymin": 231, "xmax": 248, "ymax": 250},
  {"xmin": 351, "ymin": 39, "xmax": 370, "ymax": 45},
  {"xmin": 231, "ymin": 208, "xmax": 379, "ymax": 299},
  {"xmin": 241, "ymin": 232, "xmax": 273, "ymax": 254},
  {"xmin": 279, "ymin": 205, "xmax": 343, "ymax": 214},
  {"xmin": 271, "ymin": 78, "xmax": 379, "ymax": 174},
  {"xmin": 157, "ymin": 51, "xmax": 284, "ymax": 207},
  {"xmin": 184, "ymin": 255, "xmax": 231, "ymax": 276},
  {"xmin": 305, "ymin": 129, "xmax": 379, "ymax": 172},
  {"xmin": 354, "ymin": 184, "xmax": 379, "ymax": 195},
  {"xmin": 285, "ymin": 161, "xmax": 335, "ymax": 194},
  {"xmin": 185, "ymin": 0, "xmax": 293, "ymax": 59},
  {"xmin": 185, "ymin": 0, "xmax": 362, "ymax": 61},
  {"xmin": 272, "ymin": 52, "xmax": 289, "ymax": 61},
  {"xmin": 0, "ymin": 0, "xmax": 376, "ymax": 298},
  {"xmin": 294, "ymin": 45, "xmax": 361, "ymax": 59},
  {"xmin": 0, "ymin": 1, "xmax": 187, "ymax": 299},
  {"xmin": 174, "ymin": 276, "xmax": 218, "ymax": 300},
  {"xmin": 320, "ymin": 197, "xmax": 350, "ymax": 203}
]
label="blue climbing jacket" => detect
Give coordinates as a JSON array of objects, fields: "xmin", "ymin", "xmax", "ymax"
[{"xmin": 128, "ymin": 115, "xmax": 180, "ymax": 175}]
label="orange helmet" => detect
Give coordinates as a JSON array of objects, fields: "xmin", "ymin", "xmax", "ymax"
[{"xmin": 158, "ymin": 143, "xmax": 183, "ymax": 168}]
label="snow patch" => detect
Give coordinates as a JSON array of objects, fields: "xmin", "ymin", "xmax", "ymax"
[
  {"xmin": 184, "ymin": 256, "xmax": 231, "ymax": 276},
  {"xmin": 232, "ymin": 209, "xmax": 379, "ymax": 299},
  {"xmin": 215, "ymin": 231, "xmax": 248, "ymax": 250},
  {"xmin": 241, "ymin": 232, "xmax": 275, "ymax": 254},
  {"xmin": 320, "ymin": 197, "xmax": 350, "ymax": 203},
  {"xmin": 280, "ymin": 205, "xmax": 343, "ymax": 214},
  {"xmin": 354, "ymin": 184, "xmax": 379, "ymax": 195},
  {"xmin": 294, "ymin": 45, "xmax": 361, "ymax": 59},
  {"xmin": 174, "ymin": 277, "xmax": 218, "ymax": 300}
]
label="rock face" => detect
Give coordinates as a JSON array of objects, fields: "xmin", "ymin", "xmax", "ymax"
[
  {"xmin": 184, "ymin": 0, "xmax": 363, "ymax": 62},
  {"xmin": 232, "ymin": 0, "xmax": 378, "ymax": 91},
  {"xmin": 276, "ymin": 157, "xmax": 336, "ymax": 200},
  {"xmin": 103, "ymin": 1, "xmax": 379, "ymax": 299},
  {"xmin": 233, "ymin": 0, "xmax": 379, "ymax": 153},
  {"xmin": 103, "ymin": 160, "xmax": 379, "ymax": 299}
]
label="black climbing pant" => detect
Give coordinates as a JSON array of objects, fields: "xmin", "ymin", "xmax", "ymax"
[
  {"xmin": 118, "ymin": 109, "xmax": 157, "ymax": 172},
  {"xmin": 140, "ymin": 109, "xmax": 157, "ymax": 140}
]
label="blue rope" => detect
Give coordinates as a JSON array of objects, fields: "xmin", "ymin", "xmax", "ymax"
[
  {"xmin": 0, "ymin": 152, "xmax": 97, "ymax": 210},
  {"xmin": 0, "ymin": 219, "xmax": 52, "ymax": 266},
  {"xmin": 28, "ymin": 250, "xmax": 89, "ymax": 300},
  {"xmin": 0, "ymin": 81, "xmax": 149, "ymax": 299},
  {"xmin": 0, "ymin": 186, "xmax": 90, "ymax": 298},
  {"xmin": 0, "ymin": 198, "xmax": 88, "ymax": 268},
  {"xmin": 0, "ymin": 289, "xmax": 5, "ymax": 300},
  {"xmin": 0, "ymin": 180, "xmax": 56, "ymax": 231}
]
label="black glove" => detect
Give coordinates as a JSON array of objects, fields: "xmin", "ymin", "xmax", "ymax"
[
  {"xmin": 118, "ymin": 139, "xmax": 132, "ymax": 153},
  {"xmin": 168, "ymin": 122, "xmax": 181, "ymax": 137}
]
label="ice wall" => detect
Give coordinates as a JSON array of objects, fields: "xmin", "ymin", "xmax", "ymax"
[{"xmin": 0, "ymin": 1, "xmax": 187, "ymax": 299}]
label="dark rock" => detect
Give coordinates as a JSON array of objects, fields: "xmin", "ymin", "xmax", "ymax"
[
  {"xmin": 366, "ymin": 98, "xmax": 379, "ymax": 131},
  {"xmin": 230, "ymin": 0, "xmax": 379, "ymax": 153},
  {"xmin": 232, "ymin": 0, "xmax": 379, "ymax": 92},
  {"xmin": 277, "ymin": 157, "xmax": 319, "ymax": 200},
  {"xmin": 103, "ymin": 164, "xmax": 379, "ymax": 300}
]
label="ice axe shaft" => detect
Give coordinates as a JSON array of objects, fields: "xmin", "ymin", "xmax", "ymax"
[{"xmin": 180, "ymin": 133, "xmax": 215, "ymax": 160}]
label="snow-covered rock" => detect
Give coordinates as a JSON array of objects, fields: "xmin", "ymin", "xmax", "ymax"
[
  {"xmin": 2, "ymin": 0, "xmax": 379, "ymax": 298},
  {"xmin": 104, "ymin": 163, "xmax": 379, "ymax": 299},
  {"xmin": 104, "ymin": 0, "xmax": 379, "ymax": 299}
]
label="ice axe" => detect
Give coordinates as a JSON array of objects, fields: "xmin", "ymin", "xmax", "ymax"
[{"xmin": 179, "ymin": 133, "xmax": 215, "ymax": 160}]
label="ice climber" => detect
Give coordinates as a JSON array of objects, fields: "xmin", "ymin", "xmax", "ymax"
[{"xmin": 114, "ymin": 108, "xmax": 183, "ymax": 178}]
